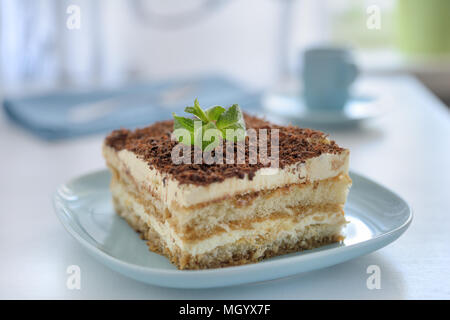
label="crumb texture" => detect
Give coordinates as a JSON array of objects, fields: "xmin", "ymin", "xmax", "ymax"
[
  {"xmin": 114, "ymin": 193, "xmax": 344, "ymax": 270},
  {"xmin": 111, "ymin": 177, "xmax": 347, "ymax": 270}
]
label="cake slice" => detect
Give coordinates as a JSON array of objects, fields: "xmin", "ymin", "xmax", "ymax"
[{"xmin": 103, "ymin": 112, "xmax": 351, "ymax": 270}]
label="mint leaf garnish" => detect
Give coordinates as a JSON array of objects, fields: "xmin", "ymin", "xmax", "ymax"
[
  {"xmin": 200, "ymin": 122, "xmax": 222, "ymax": 151},
  {"xmin": 172, "ymin": 99, "xmax": 246, "ymax": 150},
  {"xmin": 205, "ymin": 106, "xmax": 226, "ymax": 121},
  {"xmin": 184, "ymin": 98, "xmax": 209, "ymax": 123},
  {"xmin": 216, "ymin": 104, "xmax": 246, "ymax": 141},
  {"xmin": 172, "ymin": 112, "xmax": 195, "ymax": 145},
  {"xmin": 216, "ymin": 104, "xmax": 243, "ymax": 129},
  {"xmin": 172, "ymin": 112, "xmax": 194, "ymax": 131}
]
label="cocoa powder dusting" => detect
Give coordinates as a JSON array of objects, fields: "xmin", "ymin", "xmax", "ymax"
[{"xmin": 104, "ymin": 114, "xmax": 345, "ymax": 185}]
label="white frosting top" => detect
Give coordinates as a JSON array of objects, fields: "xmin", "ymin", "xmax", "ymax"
[{"xmin": 104, "ymin": 145, "xmax": 349, "ymax": 209}]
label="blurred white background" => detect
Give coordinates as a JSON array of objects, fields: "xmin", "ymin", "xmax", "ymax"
[{"xmin": 2, "ymin": 0, "xmax": 449, "ymax": 104}]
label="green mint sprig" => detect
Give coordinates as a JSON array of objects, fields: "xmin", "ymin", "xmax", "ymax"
[{"xmin": 172, "ymin": 99, "xmax": 246, "ymax": 151}]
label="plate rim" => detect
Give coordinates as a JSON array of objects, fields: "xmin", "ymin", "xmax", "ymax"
[
  {"xmin": 262, "ymin": 92, "xmax": 384, "ymax": 125},
  {"xmin": 53, "ymin": 169, "xmax": 413, "ymax": 282}
]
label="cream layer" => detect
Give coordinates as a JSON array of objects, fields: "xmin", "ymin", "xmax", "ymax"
[
  {"xmin": 112, "ymin": 184, "xmax": 347, "ymax": 256},
  {"xmin": 110, "ymin": 172, "xmax": 350, "ymax": 234},
  {"xmin": 103, "ymin": 145, "xmax": 349, "ymax": 209}
]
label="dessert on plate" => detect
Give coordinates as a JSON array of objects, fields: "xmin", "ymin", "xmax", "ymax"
[{"xmin": 103, "ymin": 100, "xmax": 351, "ymax": 269}]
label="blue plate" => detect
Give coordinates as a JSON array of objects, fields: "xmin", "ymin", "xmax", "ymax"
[
  {"xmin": 262, "ymin": 92, "xmax": 383, "ymax": 127},
  {"xmin": 53, "ymin": 170, "xmax": 412, "ymax": 288}
]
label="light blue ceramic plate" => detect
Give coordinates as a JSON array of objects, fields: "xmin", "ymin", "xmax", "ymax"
[{"xmin": 54, "ymin": 170, "xmax": 412, "ymax": 289}]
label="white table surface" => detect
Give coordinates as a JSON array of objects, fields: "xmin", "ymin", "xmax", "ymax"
[{"xmin": 1, "ymin": 75, "xmax": 449, "ymax": 299}]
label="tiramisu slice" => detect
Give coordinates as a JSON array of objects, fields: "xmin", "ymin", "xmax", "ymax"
[{"xmin": 103, "ymin": 102, "xmax": 351, "ymax": 269}]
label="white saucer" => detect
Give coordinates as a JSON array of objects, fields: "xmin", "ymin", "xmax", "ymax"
[{"xmin": 263, "ymin": 92, "xmax": 383, "ymax": 127}]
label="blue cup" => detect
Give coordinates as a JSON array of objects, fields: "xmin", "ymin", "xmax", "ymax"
[{"xmin": 302, "ymin": 47, "xmax": 359, "ymax": 112}]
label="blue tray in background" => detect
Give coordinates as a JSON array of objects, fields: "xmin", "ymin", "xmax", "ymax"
[{"xmin": 3, "ymin": 76, "xmax": 261, "ymax": 140}]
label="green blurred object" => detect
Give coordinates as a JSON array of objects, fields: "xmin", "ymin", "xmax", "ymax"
[{"xmin": 396, "ymin": 0, "xmax": 450, "ymax": 55}]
